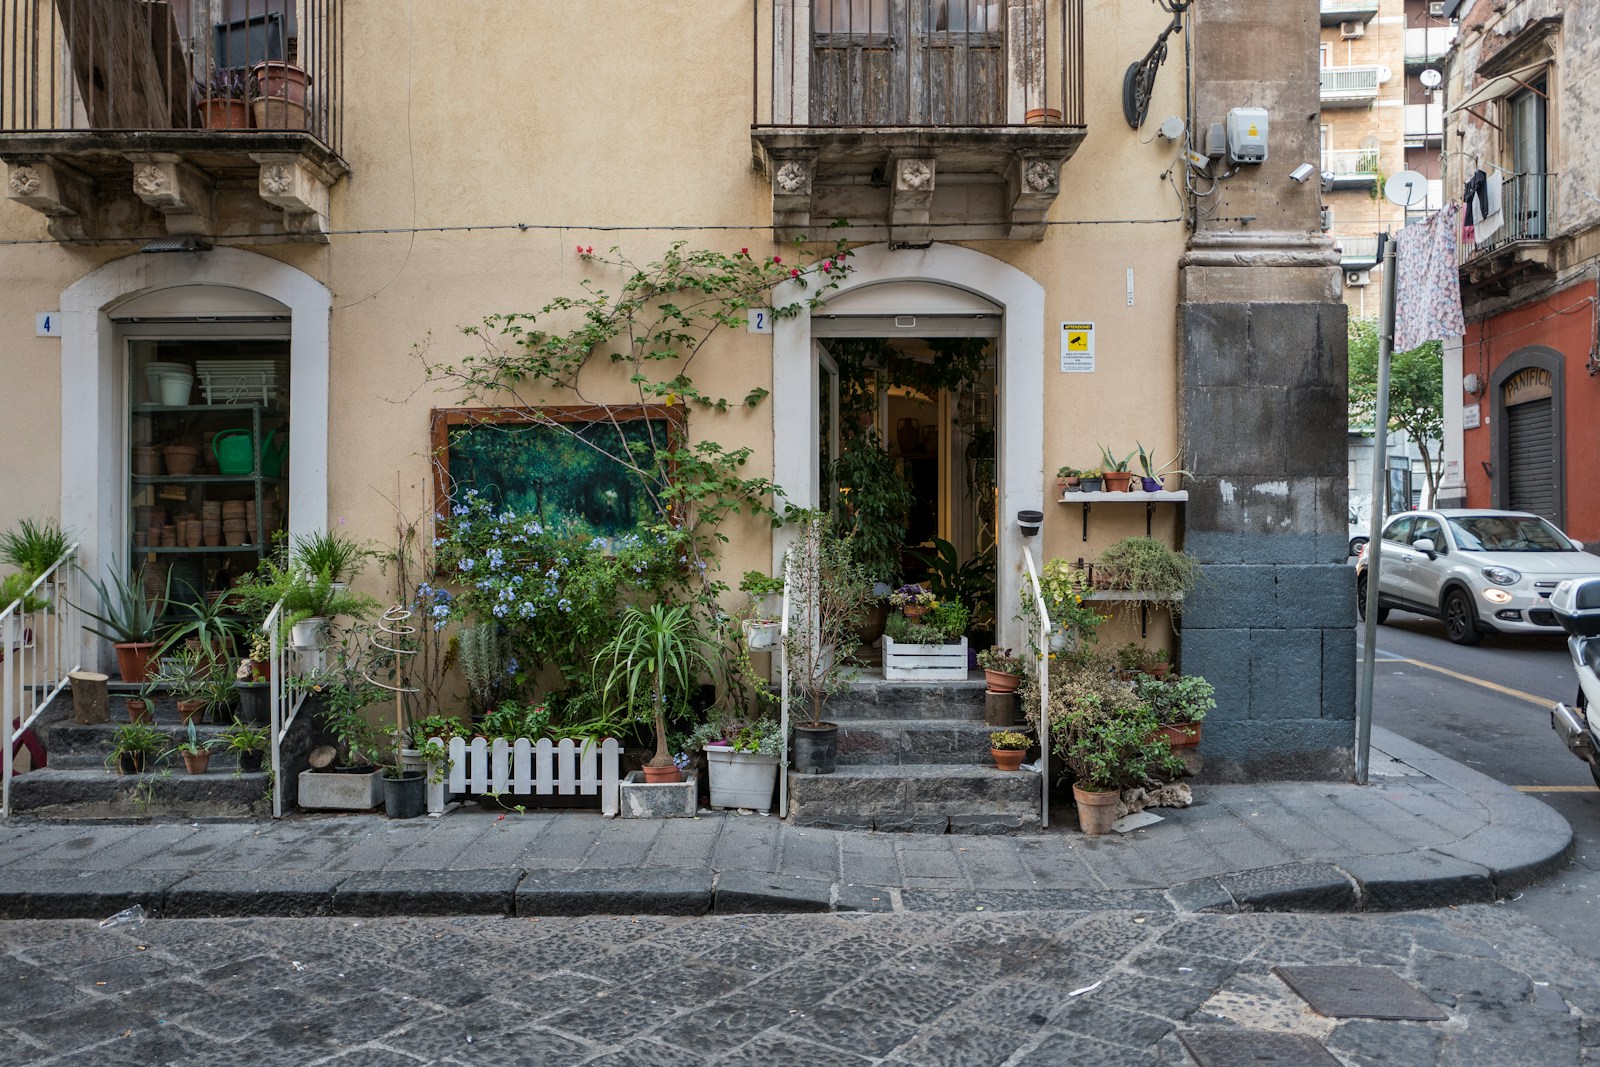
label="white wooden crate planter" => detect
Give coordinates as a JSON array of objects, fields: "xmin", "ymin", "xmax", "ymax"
[
  {"xmin": 881, "ymin": 635, "xmax": 969, "ymax": 682},
  {"xmin": 443, "ymin": 736, "xmax": 621, "ymax": 817}
]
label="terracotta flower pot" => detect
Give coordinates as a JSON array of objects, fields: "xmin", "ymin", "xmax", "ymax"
[
  {"xmin": 177, "ymin": 699, "xmax": 206, "ymax": 725},
  {"xmin": 1155, "ymin": 722, "xmax": 1202, "ymax": 749},
  {"xmin": 126, "ymin": 697, "xmax": 153, "ymax": 724},
  {"xmin": 1073, "ymin": 783, "xmax": 1121, "ymax": 836},
  {"xmin": 983, "ymin": 669, "xmax": 1021, "ymax": 694},
  {"xmin": 164, "ymin": 445, "xmax": 201, "ymax": 476},
  {"xmin": 991, "ymin": 747, "xmax": 1026, "ymax": 772},
  {"xmin": 1025, "ymin": 106, "xmax": 1063, "ymax": 126},
  {"xmin": 901, "ymin": 604, "xmax": 929, "ymax": 620},
  {"xmin": 199, "ymin": 97, "xmax": 249, "ymax": 129},
  {"xmin": 641, "ymin": 764, "xmax": 682, "ymax": 784},
  {"xmin": 114, "ymin": 642, "xmax": 157, "ymax": 684},
  {"xmin": 1101, "ymin": 471, "xmax": 1134, "ymax": 492},
  {"xmin": 181, "ymin": 750, "xmax": 211, "ymax": 775}
]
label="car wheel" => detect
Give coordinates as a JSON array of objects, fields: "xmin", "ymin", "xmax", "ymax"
[
  {"xmin": 1349, "ymin": 536, "xmax": 1368, "ymax": 558},
  {"xmin": 1356, "ymin": 575, "xmax": 1388, "ymax": 623},
  {"xmin": 1443, "ymin": 588, "xmax": 1483, "ymax": 645}
]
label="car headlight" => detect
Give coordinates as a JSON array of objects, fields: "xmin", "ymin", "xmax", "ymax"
[
  {"xmin": 1483, "ymin": 588, "xmax": 1513, "ymax": 604},
  {"xmin": 1481, "ymin": 566, "xmax": 1521, "ymax": 586}
]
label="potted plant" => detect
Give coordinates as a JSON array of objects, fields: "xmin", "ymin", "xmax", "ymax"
[
  {"xmin": 143, "ymin": 647, "xmax": 236, "ymax": 725},
  {"xmin": 1078, "ymin": 467, "xmax": 1104, "ymax": 493},
  {"xmin": 738, "ymin": 571, "xmax": 785, "ymax": 651},
  {"xmin": 175, "ymin": 722, "xmax": 214, "ymax": 775},
  {"xmin": 1098, "ymin": 445, "xmax": 1136, "ymax": 493},
  {"xmin": 887, "ymin": 583, "xmax": 935, "ymax": 620},
  {"xmin": 381, "ymin": 740, "xmax": 427, "ymax": 820},
  {"xmin": 125, "ymin": 695, "xmax": 154, "ymax": 723},
  {"xmin": 219, "ymin": 717, "xmax": 271, "ymax": 773},
  {"xmin": 196, "ymin": 67, "xmax": 248, "ymax": 129},
  {"xmin": 75, "ymin": 560, "xmax": 170, "ymax": 683},
  {"xmin": 977, "ymin": 646, "xmax": 1024, "ymax": 693},
  {"xmin": 0, "ymin": 517, "xmax": 71, "ymax": 578},
  {"xmin": 833, "ymin": 432, "xmax": 913, "ymax": 649},
  {"xmin": 234, "ymin": 632, "xmax": 272, "ymax": 724},
  {"xmin": 159, "ymin": 581, "xmax": 246, "ymax": 662},
  {"xmin": 882, "ymin": 597, "xmax": 969, "ymax": 682},
  {"xmin": 1133, "ymin": 672, "xmax": 1215, "ymax": 750},
  {"xmin": 291, "ymin": 530, "xmax": 379, "ymax": 591},
  {"xmin": 1036, "ymin": 557, "xmax": 1105, "ymax": 653},
  {"xmin": 106, "ymin": 721, "xmax": 167, "ymax": 775},
  {"xmin": 990, "ymin": 730, "xmax": 1031, "ymax": 772},
  {"xmin": 1094, "ymin": 536, "xmax": 1201, "ymax": 618},
  {"xmin": 1056, "ymin": 466, "xmax": 1081, "ymax": 494},
  {"xmin": 689, "ymin": 716, "xmax": 782, "ymax": 812},
  {"xmin": 781, "ymin": 512, "xmax": 869, "ymax": 775},
  {"xmin": 1134, "ymin": 443, "xmax": 1194, "ymax": 493},
  {"xmin": 597, "ymin": 602, "xmax": 712, "ymax": 784},
  {"xmin": 250, "ymin": 59, "xmax": 311, "ymax": 130}
]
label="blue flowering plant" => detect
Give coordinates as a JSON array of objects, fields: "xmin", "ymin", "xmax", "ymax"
[{"xmin": 434, "ymin": 489, "xmax": 692, "ymax": 695}]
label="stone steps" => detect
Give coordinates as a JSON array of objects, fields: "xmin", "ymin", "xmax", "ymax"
[
  {"xmin": 44, "ymin": 721, "xmax": 259, "ymax": 771},
  {"xmin": 822, "ymin": 673, "xmax": 988, "ymax": 722},
  {"xmin": 836, "ymin": 719, "xmax": 1012, "ymax": 766},
  {"xmin": 7, "ymin": 767, "xmax": 271, "ymax": 819},
  {"xmin": 787, "ymin": 764, "xmax": 1041, "ymax": 834}
]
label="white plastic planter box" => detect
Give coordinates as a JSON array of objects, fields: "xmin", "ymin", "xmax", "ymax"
[
  {"xmin": 704, "ymin": 744, "xmax": 779, "ymax": 812},
  {"xmin": 443, "ymin": 736, "xmax": 620, "ymax": 816},
  {"xmin": 882, "ymin": 635, "xmax": 969, "ymax": 681},
  {"xmin": 743, "ymin": 618, "xmax": 780, "ymax": 650}
]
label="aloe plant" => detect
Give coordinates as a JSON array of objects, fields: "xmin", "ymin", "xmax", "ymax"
[{"xmin": 75, "ymin": 560, "xmax": 169, "ymax": 645}]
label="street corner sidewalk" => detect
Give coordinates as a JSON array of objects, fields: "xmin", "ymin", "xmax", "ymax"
[{"xmin": 0, "ymin": 726, "xmax": 1575, "ymax": 921}]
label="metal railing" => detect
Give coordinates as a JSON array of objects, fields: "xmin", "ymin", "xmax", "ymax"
[
  {"xmin": 1319, "ymin": 0, "xmax": 1378, "ymax": 14},
  {"xmin": 1, "ymin": 544, "xmax": 81, "ymax": 817},
  {"xmin": 1021, "ymin": 546, "xmax": 1050, "ymax": 828},
  {"xmin": 1319, "ymin": 65, "xmax": 1382, "ymax": 99},
  {"xmin": 1336, "ymin": 234, "xmax": 1380, "ymax": 264},
  {"xmin": 1322, "ymin": 148, "xmax": 1379, "ymax": 176},
  {"xmin": 264, "ymin": 598, "xmax": 309, "ymax": 818},
  {"xmin": 777, "ymin": 552, "xmax": 793, "ymax": 817},
  {"xmin": 1403, "ymin": 26, "xmax": 1452, "ymax": 64},
  {"xmin": 758, "ymin": 0, "xmax": 1084, "ymax": 127},
  {"xmin": 0, "ymin": 0, "xmax": 344, "ymax": 154},
  {"xmin": 1460, "ymin": 172, "xmax": 1555, "ymax": 263}
]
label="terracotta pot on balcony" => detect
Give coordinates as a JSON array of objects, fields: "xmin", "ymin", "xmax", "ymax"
[
  {"xmin": 251, "ymin": 61, "xmax": 310, "ymax": 105},
  {"xmin": 199, "ymin": 98, "xmax": 249, "ymax": 130},
  {"xmin": 252, "ymin": 97, "xmax": 309, "ymax": 131},
  {"xmin": 1025, "ymin": 107, "xmax": 1063, "ymax": 126}
]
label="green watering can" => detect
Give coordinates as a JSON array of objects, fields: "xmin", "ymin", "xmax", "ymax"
[{"xmin": 213, "ymin": 426, "xmax": 287, "ymax": 478}]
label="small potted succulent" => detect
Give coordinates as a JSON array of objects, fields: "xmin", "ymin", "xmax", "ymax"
[
  {"xmin": 977, "ymin": 646, "xmax": 1024, "ymax": 693},
  {"xmin": 197, "ymin": 67, "xmax": 248, "ymax": 129},
  {"xmin": 1056, "ymin": 466, "xmax": 1081, "ymax": 494},
  {"xmin": 990, "ymin": 730, "xmax": 1031, "ymax": 772},
  {"xmin": 1078, "ymin": 467, "xmax": 1105, "ymax": 493},
  {"xmin": 175, "ymin": 722, "xmax": 214, "ymax": 775}
]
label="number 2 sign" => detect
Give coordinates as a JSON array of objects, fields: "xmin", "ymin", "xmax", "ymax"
[{"xmin": 747, "ymin": 308, "xmax": 773, "ymax": 334}]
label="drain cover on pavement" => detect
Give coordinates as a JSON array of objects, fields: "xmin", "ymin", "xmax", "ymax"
[
  {"xmin": 1179, "ymin": 1030, "xmax": 1342, "ymax": 1066},
  {"xmin": 1273, "ymin": 965, "xmax": 1448, "ymax": 1021}
]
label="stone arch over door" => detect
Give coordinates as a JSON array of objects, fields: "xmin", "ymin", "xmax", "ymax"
[
  {"xmin": 1490, "ymin": 345, "xmax": 1564, "ymax": 525},
  {"xmin": 59, "ymin": 249, "xmax": 330, "ymax": 665},
  {"xmin": 772, "ymin": 243, "xmax": 1044, "ymax": 650}
]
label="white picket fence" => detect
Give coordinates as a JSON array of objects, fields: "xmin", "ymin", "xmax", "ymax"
[{"xmin": 443, "ymin": 736, "xmax": 620, "ymax": 816}]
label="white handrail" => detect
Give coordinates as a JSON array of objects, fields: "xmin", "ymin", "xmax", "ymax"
[
  {"xmin": 1021, "ymin": 546, "xmax": 1051, "ymax": 829},
  {"xmin": 265, "ymin": 599, "xmax": 311, "ymax": 818},
  {"xmin": 2, "ymin": 544, "xmax": 82, "ymax": 817},
  {"xmin": 777, "ymin": 551, "xmax": 792, "ymax": 818}
]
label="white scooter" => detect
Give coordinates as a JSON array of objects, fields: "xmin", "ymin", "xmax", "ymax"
[{"xmin": 1550, "ymin": 577, "xmax": 1600, "ymax": 789}]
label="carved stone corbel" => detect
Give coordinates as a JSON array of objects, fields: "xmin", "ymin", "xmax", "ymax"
[
  {"xmin": 5, "ymin": 159, "xmax": 94, "ymax": 242},
  {"xmin": 890, "ymin": 157, "xmax": 936, "ymax": 244},
  {"xmin": 1006, "ymin": 155, "xmax": 1062, "ymax": 240},
  {"xmin": 769, "ymin": 153, "xmax": 816, "ymax": 240},
  {"xmin": 251, "ymin": 152, "xmax": 337, "ymax": 242},
  {"xmin": 127, "ymin": 153, "xmax": 214, "ymax": 236}
]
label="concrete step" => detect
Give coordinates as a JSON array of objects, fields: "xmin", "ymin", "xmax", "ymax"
[
  {"xmin": 836, "ymin": 719, "xmax": 1025, "ymax": 766},
  {"xmin": 822, "ymin": 673, "xmax": 988, "ymax": 722},
  {"xmin": 43, "ymin": 721, "xmax": 263, "ymax": 771},
  {"xmin": 7, "ymin": 767, "xmax": 271, "ymax": 819},
  {"xmin": 787, "ymin": 763, "xmax": 1041, "ymax": 834}
]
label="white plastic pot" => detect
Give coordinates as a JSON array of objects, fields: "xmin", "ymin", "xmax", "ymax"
[
  {"xmin": 704, "ymin": 745, "xmax": 779, "ymax": 812},
  {"xmin": 156, "ymin": 373, "xmax": 194, "ymax": 406},
  {"xmin": 742, "ymin": 618, "xmax": 780, "ymax": 650},
  {"xmin": 291, "ymin": 616, "xmax": 326, "ymax": 649}
]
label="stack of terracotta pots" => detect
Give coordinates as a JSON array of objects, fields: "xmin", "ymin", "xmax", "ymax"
[
  {"xmin": 133, "ymin": 444, "xmax": 162, "ymax": 476},
  {"xmin": 202, "ymin": 501, "xmax": 222, "ymax": 546},
  {"xmin": 244, "ymin": 499, "xmax": 280, "ymax": 543},
  {"xmin": 222, "ymin": 499, "xmax": 249, "ymax": 546}
]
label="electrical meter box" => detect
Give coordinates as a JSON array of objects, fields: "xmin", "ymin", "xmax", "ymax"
[{"xmin": 1225, "ymin": 107, "xmax": 1269, "ymax": 164}]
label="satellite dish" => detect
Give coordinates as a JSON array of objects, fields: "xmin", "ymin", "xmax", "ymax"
[
  {"xmin": 1420, "ymin": 68, "xmax": 1442, "ymax": 89},
  {"xmin": 1385, "ymin": 169, "xmax": 1428, "ymax": 207}
]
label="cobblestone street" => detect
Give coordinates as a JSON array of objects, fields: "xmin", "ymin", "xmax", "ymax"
[{"xmin": 5, "ymin": 902, "xmax": 1598, "ymax": 1065}]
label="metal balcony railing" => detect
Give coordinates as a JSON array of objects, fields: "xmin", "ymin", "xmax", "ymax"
[
  {"xmin": 1335, "ymin": 234, "xmax": 1380, "ymax": 263},
  {"xmin": 1320, "ymin": 0, "xmax": 1379, "ymax": 17},
  {"xmin": 0, "ymin": 0, "xmax": 343, "ymax": 154},
  {"xmin": 1323, "ymin": 148, "xmax": 1380, "ymax": 176},
  {"xmin": 1320, "ymin": 65, "xmax": 1382, "ymax": 100},
  {"xmin": 757, "ymin": 0, "xmax": 1084, "ymax": 128},
  {"xmin": 1403, "ymin": 26, "xmax": 1453, "ymax": 64},
  {"xmin": 1461, "ymin": 173, "xmax": 1555, "ymax": 263},
  {"xmin": 1404, "ymin": 101, "xmax": 1443, "ymax": 141}
]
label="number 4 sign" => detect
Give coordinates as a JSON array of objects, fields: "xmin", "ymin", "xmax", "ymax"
[{"xmin": 36, "ymin": 312, "xmax": 61, "ymax": 337}]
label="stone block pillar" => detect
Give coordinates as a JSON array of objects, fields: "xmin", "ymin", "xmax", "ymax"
[{"xmin": 1178, "ymin": 2, "xmax": 1353, "ymax": 781}]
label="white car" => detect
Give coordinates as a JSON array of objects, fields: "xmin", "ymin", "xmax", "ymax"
[{"xmin": 1356, "ymin": 509, "xmax": 1600, "ymax": 645}]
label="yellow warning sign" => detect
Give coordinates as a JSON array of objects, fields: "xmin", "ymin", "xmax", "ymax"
[{"xmin": 1060, "ymin": 322, "xmax": 1095, "ymax": 372}]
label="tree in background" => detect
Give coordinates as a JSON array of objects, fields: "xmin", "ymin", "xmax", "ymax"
[{"xmin": 1347, "ymin": 317, "xmax": 1444, "ymax": 504}]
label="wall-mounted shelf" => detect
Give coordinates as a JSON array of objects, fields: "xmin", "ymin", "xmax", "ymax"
[
  {"xmin": 1059, "ymin": 490, "xmax": 1188, "ymax": 541},
  {"xmin": 1085, "ymin": 589, "xmax": 1183, "ymax": 637}
]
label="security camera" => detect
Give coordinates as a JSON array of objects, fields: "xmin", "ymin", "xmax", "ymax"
[{"xmin": 1290, "ymin": 163, "xmax": 1316, "ymax": 183}]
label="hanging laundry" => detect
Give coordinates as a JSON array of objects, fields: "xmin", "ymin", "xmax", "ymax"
[
  {"xmin": 1474, "ymin": 171, "xmax": 1504, "ymax": 243},
  {"xmin": 1393, "ymin": 202, "xmax": 1466, "ymax": 352}
]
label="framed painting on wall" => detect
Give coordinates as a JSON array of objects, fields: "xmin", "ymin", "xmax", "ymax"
[{"xmin": 430, "ymin": 405, "xmax": 685, "ymax": 539}]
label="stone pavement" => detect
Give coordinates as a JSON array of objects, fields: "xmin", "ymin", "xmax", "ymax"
[
  {"xmin": 3, "ymin": 904, "xmax": 1598, "ymax": 1065},
  {"xmin": 0, "ymin": 728, "xmax": 1574, "ymax": 921}
]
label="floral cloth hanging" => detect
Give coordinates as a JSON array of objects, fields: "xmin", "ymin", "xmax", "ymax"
[{"xmin": 1393, "ymin": 202, "xmax": 1466, "ymax": 352}]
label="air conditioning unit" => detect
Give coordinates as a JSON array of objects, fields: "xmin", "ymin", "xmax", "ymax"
[
  {"xmin": 1428, "ymin": 1, "xmax": 1445, "ymax": 16},
  {"xmin": 1340, "ymin": 20, "xmax": 1365, "ymax": 38},
  {"xmin": 1346, "ymin": 269, "xmax": 1371, "ymax": 287}
]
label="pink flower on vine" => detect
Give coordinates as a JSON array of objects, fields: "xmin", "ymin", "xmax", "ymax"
[
  {"xmin": 790, "ymin": 268, "xmax": 800, "ymax": 278},
  {"xmin": 772, "ymin": 255, "xmax": 782, "ymax": 264},
  {"xmin": 739, "ymin": 247, "xmax": 749, "ymax": 255}
]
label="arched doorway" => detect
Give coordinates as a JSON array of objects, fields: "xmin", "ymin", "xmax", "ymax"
[
  {"xmin": 772, "ymin": 244, "xmax": 1045, "ymax": 650},
  {"xmin": 1490, "ymin": 346, "xmax": 1564, "ymax": 524}
]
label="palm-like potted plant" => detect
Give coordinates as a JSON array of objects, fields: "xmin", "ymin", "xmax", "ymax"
[
  {"xmin": 598, "ymin": 602, "xmax": 711, "ymax": 783},
  {"xmin": 76, "ymin": 560, "xmax": 170, "ymax": 683},
  {"xmin": 160, "ymin": 581, "xmax": 246, "ymax": 662},
  {"xmin": 781, "ymin": 512, "xmax": 869, "ymax": 774},
  {"xmin": 106, "ymin": 721, "xmax": 167, "ymax": 775}
]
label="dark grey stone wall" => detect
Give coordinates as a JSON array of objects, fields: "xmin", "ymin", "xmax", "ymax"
[{"xmin": 1181, "ymin": 300, "xmax": 1355, "ymax": 782}]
